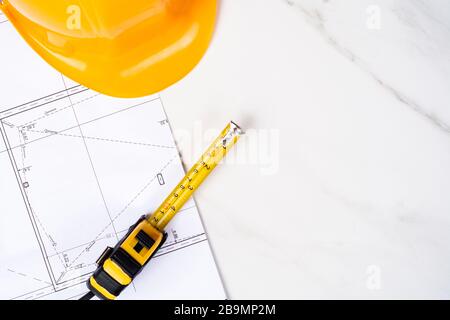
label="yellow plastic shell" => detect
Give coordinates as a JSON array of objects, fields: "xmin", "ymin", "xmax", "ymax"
[
  {"xmin": 89, "ymin": 277, "xmax": 116, "ymax": 300},
  {"xmin": 103, "ymin": 259, "xmax": 132, "ymax": 286},
  {"xmin": 120, "ymin": 219, "xmax": 164, "ymax": 266},
  {"xmin": 0, "ymin": 0, "xmax": 217, "ymax": 97}
]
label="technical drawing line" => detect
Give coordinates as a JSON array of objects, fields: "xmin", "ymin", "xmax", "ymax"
[
  {"xmin": 56, "ymin": 233, "xmax": 207, "ymax": 284},
  {"xmin": 49, "ymin": 205, "xmax": 195, "ymax": 258},
  {"xmin": 9, "ymin": 285, "xmax": 54, "ymax": 300},
  {"xmin": 1, "ymin": 72, "xmax": 223, "ymax": 298},
  {"xmin": 15, "ymin": 127, "xmax": 67, "ymax": 272},
  {"xmin": 17, "ymin": 127, "xmax": 26, "ymax": 180},
  {"xmin": 62, "ymin": 75, "xmax": 120, "ymax": 242},
  {"xmin": 111, "ymin": 155, "xmax": 178, "ymax": 223},
  {"xmin": 56, "ymin": 273, "xmax": 91, "ymax": 286},
  {"xmin": 0, "ymin": 97, "xmax": 161, "ymax": 155},
  {"xmin": 38, "ymin": 237, "xmax": 208, "ymax": 300},
  {"xmin": 48, "ymin": 205, "xmax": 196, "ymax": 258},
  {"xmin": 1, "ymin": 119, "xmax": 18, "ymax": 129},
  {"xmin": 66, "ymin": 292, "xmax": 88, "ymax": 300},
  {"xmin": 9, "ymin": 232, "xmax": 208, "ymax": 300},
  {"xmin": 0, "ymin": 87, "xmax": 89, "ymax": 120},
  {"xmin": 59, "ymin": 234, "xmax": 207, "ymax": 289},
  {"xmin": 159, "ymin": 233, "xmax": 205, "ymax": 250},
  {"xmin": 6, "ymin": 269, "xmax": 52, "ymax": 285},
  {"xmin": 1, "ymin": 91, "xmax": 181, "ymax": 289},
  {"xmin": 56, "ymin": 271, "xmax": 67, "ymax": 284},
  {"xmin": 65, "ymin": 154, "xmax": 178, "ymax": 269},
  {"xmin": 0, "ymin": 121, "xmax": 57, "ymax": 288},
  {"xmin": 155, "ymin": 239, "xmax": 208, "ymax": 259},
  {"xmin": 13, "ymin": 272, "xmax": 90, "ymax": 300},
  {"xmin": 0, "ymin": 85, "xmax": 82, "ymax": 119},
  {"xmin": 27, "ymin": 129, "xmax": 175, "ymax": 149},
  {"xmin": 46, "ymin": 234, "xmax": 111, "ymax": 258},
  {"xmin": 19, "ymin": 93, "xmax": 100, "ymax": 127},
  {"xmin": 28, "ymin": 274, "xmax": 90, "ymax": 300},
  {"xmin": 29, "ymin": 208, "xmax": 67, "ymax": 271},
  {"xmin": 17, "ymin": 120, "xmax": 67, "ymax": 273}
]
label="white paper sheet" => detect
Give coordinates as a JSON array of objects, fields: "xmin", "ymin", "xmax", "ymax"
[{"xmin": 0, "ymin": 17, "xmax": 226, "ymax": 300}]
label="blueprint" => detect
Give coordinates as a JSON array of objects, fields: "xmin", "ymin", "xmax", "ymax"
[{"xmin": 0, "ymin": 15, "xmax": 226, "ymax": 300}]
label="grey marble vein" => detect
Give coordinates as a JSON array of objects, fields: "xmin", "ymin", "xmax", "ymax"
[{"xmin": 284, "ymin": 0, "xmax": 450, "ymax": 134}]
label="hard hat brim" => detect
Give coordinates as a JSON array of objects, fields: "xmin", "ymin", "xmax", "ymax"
[{"xmin": 2, "ymin": 0, "xmax": 217, "ymax": 98}]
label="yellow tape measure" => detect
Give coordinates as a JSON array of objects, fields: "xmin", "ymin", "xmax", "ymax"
[
  {"xmin": 83, "ymin": 121, "xmax": 243, "ymax": 300},
  {"xmin": 149, "ymin": 121, "xmax": 242, "ymax": 230}
]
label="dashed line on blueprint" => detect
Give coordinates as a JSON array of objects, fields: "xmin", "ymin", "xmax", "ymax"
[
  {"xmin": 27, "ymin": 129, "xmax": 175, "ymax": 149},
  {"xmin": 16, "ymin": 127, "xmax": 68, "ymax": 273},
  {"xmin": 7, "ymin": 269, "xmax": 51, "ymax": 285},
  {"xmin": 19, "ymin": 93, "xmax": 100, "ymax": 127},
  {"xmin": 64, "ymin": 154, "xmax": 178, "ymax": 270}
]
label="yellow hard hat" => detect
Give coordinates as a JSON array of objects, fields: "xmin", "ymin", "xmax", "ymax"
[{"xmin": 0, "ymin": 0, "xmax": 217, "ymax": 97}]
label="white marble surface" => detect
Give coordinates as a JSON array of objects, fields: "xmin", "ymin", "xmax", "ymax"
[{"xmin": 160, "ymin": 0, "xmax": 450, "ymax": 299}]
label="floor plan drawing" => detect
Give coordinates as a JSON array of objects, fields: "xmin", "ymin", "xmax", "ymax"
[{"xmin": 0, "ymin": 15, "xmax": 225, "ymax": 300}]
